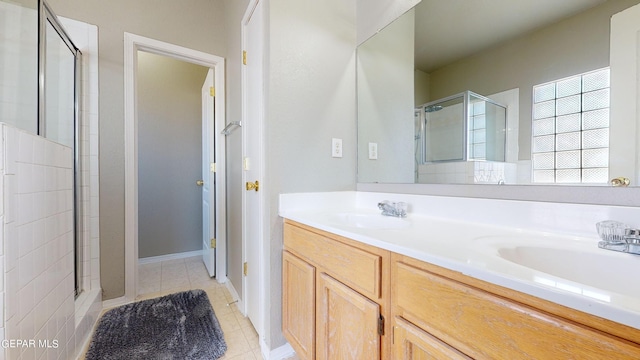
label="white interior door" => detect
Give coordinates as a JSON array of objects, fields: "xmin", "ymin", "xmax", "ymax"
[
  {"xmin": 242, "ymin": 0, "xmax": 264, "ymax": 334},
  {"xmin": 202, "ymin": 69, "xmax": 216, "ymax": 277}
]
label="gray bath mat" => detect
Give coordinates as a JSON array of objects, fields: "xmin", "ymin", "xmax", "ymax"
[{"xmin": 86, "ymin": 289, "xmax": 226, "ymax": 360}]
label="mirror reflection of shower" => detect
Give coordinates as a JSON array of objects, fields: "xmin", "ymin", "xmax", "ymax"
[{"xmin": 415, "ymin": 91, "xmax": 510, "ymax": 184}]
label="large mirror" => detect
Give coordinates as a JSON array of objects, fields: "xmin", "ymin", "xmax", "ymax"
[{"xmin": 357, "ymin": 0, "xmax": 640, "ymax": 187}]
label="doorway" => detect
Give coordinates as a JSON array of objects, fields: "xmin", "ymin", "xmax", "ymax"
[
  {"xmin": 137, "ymin": 52, "xmax": 208, "ymax": 262},
  {"xmin": 124, "ymin": 33, "xmax": 227, "ymax": 301}
]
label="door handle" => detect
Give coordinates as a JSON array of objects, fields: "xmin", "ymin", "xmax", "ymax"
[
  {"xmin": 246, "ymin": 180, "xmax": 259, "ymax": 192},
  {"xmin": 196, "ymin": 180, "xmax": 204, "ymax": 186}
]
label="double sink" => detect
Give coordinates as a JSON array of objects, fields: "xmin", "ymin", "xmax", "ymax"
[{"xmin": 330, "ymin": 211, "xmax": 639, "ymax": 301}]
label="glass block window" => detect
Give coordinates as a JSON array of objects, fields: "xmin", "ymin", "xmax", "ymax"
[{"xmin": 532, "ymin": 68, "xmax": 610, "ymax": 184}]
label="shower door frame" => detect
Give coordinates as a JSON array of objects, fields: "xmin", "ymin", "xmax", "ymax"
[
  {"xmin": 417, "ymin": 90, "xmax": 507, "ymax": 164},
  {"xmin": 37, "ymin": 0, "xmax": 84, "ymax": 298}
]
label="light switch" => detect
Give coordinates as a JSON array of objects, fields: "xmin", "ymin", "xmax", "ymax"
[
  {"xmin": 368, "ymin": 142, "xmax": 378, "ymax": 160},
  {"xmin": 332, "ymin": 138, "xmax": 343, "ymax": 158}
]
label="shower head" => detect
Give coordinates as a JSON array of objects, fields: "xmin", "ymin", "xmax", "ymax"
[{"xmin": 425, "ymin": 105, "xmax": 443, "ymax": 113}]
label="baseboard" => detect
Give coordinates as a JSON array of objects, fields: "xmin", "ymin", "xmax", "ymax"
[
  {"xmin": 225, "ymin": 280, "xmax": 245, "ymax": 315},
  {"xmin": 101, "ymin": 296, "xmax": 130, "ymax": 310},
  {"xmin": 138, "ymin": 250, "xmax": 203, "ymax": 265},
  {"xmin": 260, "ymin": 340, "xmax": 295, "ymax": 360}
]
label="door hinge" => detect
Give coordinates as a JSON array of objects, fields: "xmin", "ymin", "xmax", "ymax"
[
  {"xmin": 242, "ymin": 50, "xmax": 247, "ymax": 65},
  {"xmin": 243, "ymin": 262, "xmax": 248, "ymax": 276},
  {"xmin": 209, "ymin": 86, "xmax": 215, "ymax": 97},
  {"xmin": 210, "ymin": 238, "xmax": 216, "ymax": 248},
  {"xmin": 378, "ymin": 315, "xmax": 385, "ymax": 336},
  {"xmin": 210, "ymin": 162, "xmax": 216, "ymax": 173}
]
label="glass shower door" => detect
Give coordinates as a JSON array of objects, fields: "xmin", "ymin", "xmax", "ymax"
[
  {"xmin": 423, "ymin": 95, "xmax": 465, "ymax": 162},
  {"xmin": 0, "ymin": 0, "xmax": 38, "ymax": 132},
  {"xmin": 44, "ymin": 19, "xmax": 76, "ymax": 147},
  {"xmin": 41, "ymin": 4, "xmax": 83, "ymax": 298}
]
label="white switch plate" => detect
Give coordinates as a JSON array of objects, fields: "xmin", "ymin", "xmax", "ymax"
[
  {"xmin": 368, "ymin": 142, "xmax": 378, "ymax": 160},
  {"xmin": 332, "ymin": 138, "xmax": 343, "ymax": 158}
]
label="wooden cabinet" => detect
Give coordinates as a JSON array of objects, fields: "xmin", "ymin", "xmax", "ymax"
[
  {"xmin": 283, "ymin": 221, "xmax": 640, "ymax": 360},
  {"xmin": 391, "ymin": 253, "xmax": 640, "ymax": 360},
  {"xmin": 282, "ymin": 251, "xmax": 315, "ymax": 360},
  {"xmin": 316, "ymin": 273, "xmax": 380, "ymax": 360},
  {"xmin": 283, "ymin": 220, "xmax": 390, "ymax": 360}
]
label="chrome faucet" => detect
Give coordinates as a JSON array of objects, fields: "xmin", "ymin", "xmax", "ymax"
[
  {"xmin": 378, "ymin": 200, "xmax": 408, "ymax": 218},
  {"xmin": 596, "ymin": 220, "xmax": 640, "ymax": 255}
]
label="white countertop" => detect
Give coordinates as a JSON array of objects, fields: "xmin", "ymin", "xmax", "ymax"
[{"xmin": 279, "ymin": 191, "xmax": 640, "ymax": 330}]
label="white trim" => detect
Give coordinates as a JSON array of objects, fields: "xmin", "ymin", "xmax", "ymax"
[
  {"xmin": 225, "ymin": 279, "xmax": 245, "ymax": 315},
  {"xmin": 260, "ymin": 341, "xmax": 295, "ymax": 360},
  {"xmin": 124, "ymin": 33, "xmax": 227, "ymax": 303},
  {"xmin": 138, "ymin": 250, "xmax": 203, "ymax": 265},
  {"xmin": 102, "ymin": 296, "xmax": 129, "ymax": 310}
]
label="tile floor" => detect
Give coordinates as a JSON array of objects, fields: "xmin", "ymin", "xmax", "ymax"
[
  {"xmin": 136, "ymin": 256, "xmax": 263, "ymax": 360},
  {"xmin": 83, "ymin": 256, "xmax": 300, "ymax": 360}
]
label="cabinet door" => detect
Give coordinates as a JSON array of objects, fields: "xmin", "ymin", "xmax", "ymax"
[
  {"xmin": 393, "ymin": 317, "xmax": 470, "ymax": 360},
  {"xmin": 316, "ymin": 273, "xmax": 380, "ymax": 360},
  {"xmin": 283, "ymin": 251, "xmax": 316, "ymax": 360}
]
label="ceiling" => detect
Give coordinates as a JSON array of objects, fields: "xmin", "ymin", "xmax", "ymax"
[{"xmin": 414, "ymin": 0, "xmax": 608, "ymax": 73}]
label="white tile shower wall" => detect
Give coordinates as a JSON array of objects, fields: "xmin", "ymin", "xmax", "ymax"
[{"xmin": 2, "ymin": 125, "xmax": 76, "ymax": 360}]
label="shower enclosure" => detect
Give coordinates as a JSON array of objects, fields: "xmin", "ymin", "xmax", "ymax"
[
  {"xmin": 416, "ymin": 91, "xmax": 507, "ymax": 164},
  {"xmin": 1, "ymin": 0, "xmax": 84, "ymax": 296}
]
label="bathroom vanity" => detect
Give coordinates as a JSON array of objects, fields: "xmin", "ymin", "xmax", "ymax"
[{"xmin": 280, "ymin": 192, "xmax": 640, "ymax": 359}]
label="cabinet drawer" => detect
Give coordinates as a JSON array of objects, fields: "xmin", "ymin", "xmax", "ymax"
[
  {"xmin": 284, "ymin": 223, "xmax": 382, "ymax": 300},
  {"xmin": 394, "ymin": 261, "xmax": 640, "ymax": 359},
  {"xmin": 393, "ymin": 317, "xmax": 470, "ymax": 360}
]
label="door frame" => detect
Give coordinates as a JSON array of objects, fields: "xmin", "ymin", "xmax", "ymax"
[{"xmin": 124, "ymin": 33, "xmax": 227, "ymax": 301}]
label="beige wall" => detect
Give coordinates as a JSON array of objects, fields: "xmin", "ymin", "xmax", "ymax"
[
  {"xmin": 137, "ymin": 52, "xmax": 209, "ymax": 258},
  {"xmin": 222, "ymin": 0, "xmax": 250, "ymax": 303},
  {"xmin": 358, "ymin": 9, "xmax": 415, "ymax": 183},
  {"xmin": 427, "ymin": 0, "xmax": 640, "ymax": 160},
  {"xmin": 267, "ymin": 0, "xmax": 357, "ymax": 349},
  {"xmin": 356, "ymin": 0, "xmax": 420, "ymax": 45},
  {"xmin": 48, "ymin": 0, "xmax": 228, "ymax": 299}
]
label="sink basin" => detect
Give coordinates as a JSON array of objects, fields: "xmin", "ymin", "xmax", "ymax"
[
  {"xmin": 498, "ymin": 243, "xmax": 640, "ymax": 300},
  {"xmin": 472, "ymin": 235, "xmax": 640, "ymax": 298},
  {"xmin": 331, "ymin": 212, "xmax": 410, "ymax": 230}
]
